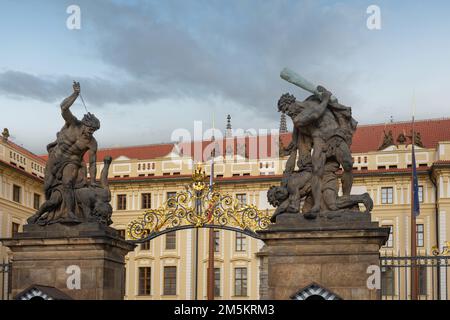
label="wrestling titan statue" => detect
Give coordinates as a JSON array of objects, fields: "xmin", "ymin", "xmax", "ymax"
[
  {"xmin": 28, "ymin": 82, "xmax": 112, "ymax": 225},
  {"xmin": 269, "ymin": 68, "xmax": 367, "ymax": 221}
]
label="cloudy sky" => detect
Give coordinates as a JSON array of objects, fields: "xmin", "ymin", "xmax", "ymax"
[{"xmin": 0, "ymin": 0, "xmax": 449, "ymax": 154}]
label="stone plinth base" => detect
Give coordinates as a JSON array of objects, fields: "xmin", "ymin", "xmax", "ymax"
[
  {"xmin": 257, "ymin": 212, "xmax": 389, "ymax": 300},
  {"xmin": 1, "ymin": 223, "xmax": 135, "ymax": 300}
]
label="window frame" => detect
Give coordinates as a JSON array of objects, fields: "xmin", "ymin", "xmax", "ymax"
[
  {"xmin": 165, "ymin": 232, "xmax": 176, "ymax": 250},
  {"xmin": 12, "ymin": 184, "xmax": 21, "ymax": 203},
  {"xmin": 234, "ymin": 267, "xmax": 248, "ymax": 297},
  {"xmin": 33, "ymin": 193, "xmax": 41, "ymax": 210},
  {"xmin": 383, "ymin": 225, "xmax": 394, "ymax": 248},
  {"xmin": 416, "ymin": 224, "xmax": 424, "ymax": 247},
  {"xmin": 163, "ymin": 266, "xmax": 177, "ymax": 296},
  {"xmin": 236, "ymin": 193, "xmax": 247, "ymax": 207},
  {"xmin": 235, "ymin": 232, "xmax": 247, "ymax": 252},
  {"xmin": 214, "ymin": 268, "xmax": 221, "ymax": 297},
  {"xmin": 381, "ymin": 187, "xmax": 393, "ymax": 204},
  {"xmin": 138, "ymin": 267, "xmax": 151, "ymax": 296},
  {"xmin": 214, "ymin": 230, "xmax": 220, "ymax": 253},
  {"xmin": 11, "ymin": 222, "xmax": 20, "ymax": 237},
  {"xmin": 117, "ymin": 194, "xmax": 127, "ymax": 210},
  {"xmin": 141, "ymin": 193, "xmax": 152, "ymax": 209},
  {"xmin": 381, "ymin": 266, "xmax": 395, "ymax": 296},
  {"xmin": 418, "ymin": 186, "xmax": 424, "ymax": 203}
]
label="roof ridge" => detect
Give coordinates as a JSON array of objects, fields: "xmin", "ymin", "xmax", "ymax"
[
  {"xmin": 98, "ymin": 141, "xmax": 175, "ymax": 151},
  {"xmin": 357, "ymin": 117, "xmax": 450, "ymax": 128}
]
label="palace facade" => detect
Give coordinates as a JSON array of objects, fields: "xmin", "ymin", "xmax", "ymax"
[{"xmin": 1, "ymin": 117, "xmax": 450, "ymax": 300}]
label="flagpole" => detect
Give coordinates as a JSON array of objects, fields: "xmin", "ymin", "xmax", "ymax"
[
  {"xmin": 207, "ymin": 117, "xmax": 216, "ymax": 300},
  {"xmin": 410, "ymin": 91, "xmax": 419, "ymax": 300}
]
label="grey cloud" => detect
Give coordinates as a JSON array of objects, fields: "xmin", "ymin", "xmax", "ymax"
[
  {"xmin": 0, "ymin": 70, "xmax": 163, "ymax": 107},
  {"xmin": 0, "ymin": 1, "xmax": 369, "ymax": 118},
  {"xmin": 84, "ymin": 0, "xmax": 369, "ymax": 116}
]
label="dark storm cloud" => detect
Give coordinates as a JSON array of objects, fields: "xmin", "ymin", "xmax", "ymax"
[
  {"xmin": 0, "ymin": 0, "xmax": 368, "ymax": 116},
  {"xmin": 0, "ymin": 70, "xmax": 162, "ymax": 106},
  {"xmin": 86, "ymin": 0, "xmax": 367, "ymax": 115}
]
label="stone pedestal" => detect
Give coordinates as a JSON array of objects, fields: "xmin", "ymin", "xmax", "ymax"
[
  {"xmin": 1, "ymin": 223, "xmax": 135, "ymax": 300},
  {"xmin": 257, "ymin": 211, "xmax": 389, "ymax": 300}
]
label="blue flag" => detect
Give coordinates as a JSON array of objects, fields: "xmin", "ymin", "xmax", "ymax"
[{"xmin": 412, "ymin": 143, "xmax": 420, "ymax": 216}]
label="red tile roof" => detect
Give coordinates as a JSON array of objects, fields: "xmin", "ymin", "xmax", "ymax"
[
  {"xmin": 95, "ymin": 143, "xmax": 174, "ymax": 162},
  {"xmin": 37, "ymin": 117, "xmax": 450, "ymax": 161},
  {"xmin": 352, "ymin": 118, "xmax": 450, "ymax": 153}
]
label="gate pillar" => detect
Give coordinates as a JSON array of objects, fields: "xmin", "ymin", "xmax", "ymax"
[
  {"xmin": 1, "ymin": 223, "xmax": 135, "ymax": 300},
  {"xmin": 257, "ymin": 211, "xmax": 389, "ymax": 300}
]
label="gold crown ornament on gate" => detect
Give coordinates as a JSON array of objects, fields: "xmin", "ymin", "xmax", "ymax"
[{"xmin": 192, "ymin": 164, "xmax": 207, "ymax": 192}]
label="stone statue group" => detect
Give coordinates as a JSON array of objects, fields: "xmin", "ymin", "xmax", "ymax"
[
  {"xmin": 28, "ymin": 82, "xmax": 113, "ymax": 226},
  {"xmin": 268, "ymin": 69, "xmax": 372, "ymax": 222},
  {"xmin": 27, "ymin": 68, "xmax": 373, "ymax": 227}
]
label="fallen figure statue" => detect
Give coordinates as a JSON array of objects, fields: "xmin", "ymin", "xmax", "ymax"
[{"xmin": 268, "ymin": 159, "xmax": 373, "ymax": 223}]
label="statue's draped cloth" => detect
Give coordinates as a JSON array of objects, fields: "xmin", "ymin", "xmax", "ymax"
[{"xmin": 37, "ymin": 141, "xmax": 88, "ymax": 225}]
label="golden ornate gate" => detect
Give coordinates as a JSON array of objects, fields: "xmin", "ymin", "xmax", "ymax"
[{"xmin": 127, "ymin": 165, "xmax": 272, "ymax": 242}]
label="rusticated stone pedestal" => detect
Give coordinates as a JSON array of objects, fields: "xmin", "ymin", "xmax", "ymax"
[
  {"xmin": 1, "ymin": 223, "xmax": 135, "ymax": 300},
  {"xmin": 257, "ymin": 211, "xmax": 389, "ymax": 300}
]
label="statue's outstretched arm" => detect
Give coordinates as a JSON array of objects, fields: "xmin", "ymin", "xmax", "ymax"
[{"xmin": 60, "ymin": 81, "xmax": 80, "ymax": 125}]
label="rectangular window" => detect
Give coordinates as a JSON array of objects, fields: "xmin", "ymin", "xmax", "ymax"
[
  {"xmin": 141, "ymin": 240, "xmax": 151, "ymax": 251},
  {"xmin": 163, "ymin": 266, "xmax": 177, "ymax": 295},
  {"xmin": 418, "ymin": 186, "xmax": 424, "ymax": 203},
  {"xmin": 117, "ymin": 229, "xmax": 126, "ymax": 239},
  {"xmin": 138, "ymin": 267, "xmax": 151, "ymax": 296},
  {"xmin": 141, "ymin": 193, "xmax": 151, "ymax": 209},
  {"xmin": 33, "ymin": 193, "xmax": 41, "ymax": 210},
  {"xmin": 381, "ymin": 266, "xmax": 394, "ymax": 296},
  {"xmin": 167, "ymin": 192, "xmax": 177, "ymax": 208},
  {"xmin": 11, "ymin": 222, "xmax": 20, "ymax": 237},
  {"xmin": 214, "ymin": 230, "xmax": 220, "ymax": 252},
  {"xmin": 381, "ymin": 187, "xmax": 393, "ymax": 204},
  {"xmin": 234, "ymin": 267, "xmax": 247, "ymax": 297},
  {"xmin": 383, "ymin": 225, "xmax": 394, "ymax": 248},
  {"xmin": 236, "ymin": 193, "xmax": 247, "ymax": 207},
  {"xmin": 416, "ymin": 224, "xmax": 424, "ymax": 247},
  {"xmin": 418, "ymin": 265, "xmax": 427, "ymax": 296},
  {"xmin": 117, "ymin": 194, "xmax": 127, "ymax": 210},
  {"xmin": 214, "ymin": 268, "xmax": 221, "ymax": 297},
  {"xmin": 165, "ymin": 232, "xmax": 176, "ymax": 250},
  {"xmin": 235, "ymin": 232, "xmax": 247, "ymax": 252},
  {"xmin": 13, "ymin": 185, "xmax": 21, "ymax": 203}
]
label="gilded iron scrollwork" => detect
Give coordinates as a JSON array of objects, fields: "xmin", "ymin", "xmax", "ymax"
[{"xmin": 127, "ymin": 166, "xmax": 271, "ymax": 241}]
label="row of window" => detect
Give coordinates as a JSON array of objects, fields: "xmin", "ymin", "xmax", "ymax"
[
  {"xmin": 137, "ymin": 162, "xmax": 156, "ymax": 171},
  {"xmin": 9, "ymin": 151, "xmax": 26, "ymax": 165},
  {"xmin": 139, "ymin": 231, "xmax": 248, "ymax": 252},
  {"xmin": 11, "ymin": 184, "xmax": 41, "ymax": 209},
  {"xmin": 138, "ymin": 266, "xmax": 248, "ymax": 297},
  {"xmin": 353, "ymin": 156, "xmax": 368, "ymax": 164},
  {"xmin": 116, "ymin": 192, "xmax": 248, "ymax": 211},
  {"xmin": 259, "ymin": 162, "xmax": 275, "ymax": 169},
  {"xmin": 380, "ymin": 186, "xmax": 423, "ymax": 204},
  {"xmin": 31, "ymin": 162, "xmax": 44, "ymax": 174},
  {"xmin": 383, "ymin": 224, "xmax": 425, "ymax": 248}
]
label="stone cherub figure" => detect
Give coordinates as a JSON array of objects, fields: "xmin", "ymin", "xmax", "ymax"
[{"xmin": 27, "ymin": 82, "xmax": 112, "ymax": 226}]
